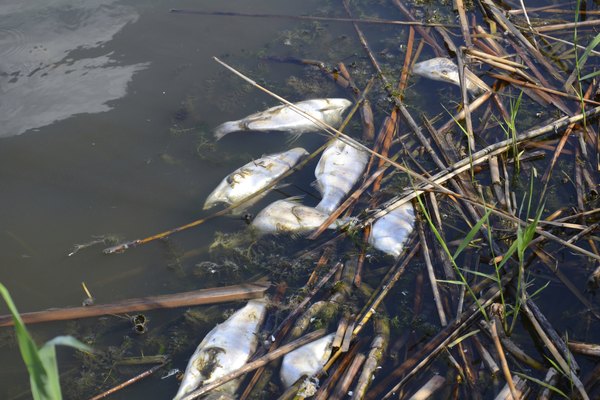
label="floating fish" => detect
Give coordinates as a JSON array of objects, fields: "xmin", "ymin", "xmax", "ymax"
[
  {"xmin": 280, "ymin": 333, "xmax": 335, "ymax": 388},
  {"xmin": 173, "ymin": 299, "xmax": 267, "ymax": 400},
  {"xmin": 203, "ymin": 147, "xmax": 309, "ymax": 213},
  {"xmin": 214, "ymin": 98, "xmax": 352, "ymax": 140},
  {"xmin": 314, "ymin": 138, "xmax": 369, "ymax": 214},
  {"xmin": 368, "ymin": 202, "xmax": 415, "ymax": 258},
  {"xmin": 250, "ymin": 198, "xmax": 348, "ymax": 235},
  {"xmin": 412, "ymin": 57, "xmax": 490, "ymax": 95}
]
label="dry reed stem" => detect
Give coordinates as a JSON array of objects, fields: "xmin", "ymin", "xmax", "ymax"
[
  {"xmin": 351, "ymin": 315, "xmax": 389, "ymax": 400},
  {"xmin": 454, "ymin": 0, "xmax": 472, "ymax": 47},
  {"xmin": 520, "ymin": 299, "xmax": 589, "ymax": 399},
  {"xmin": 533, "ymin": 19, "xmax": 600, "ymax": 32},
  {"xmin": 313, "ymin": 340, "xmax": 362, "ymax": 400},
  {"xmin": 480, "ymin": 0, "xmax": 564, "ymax": 81},
  {"xmin": 568, "ymin": 341, "xmax": 600, "ymax": 358},
  {"xmin": 488, "ymin": 73, "xmax": 600, "ymax": 106},
  {"xmin": 406, "ymin": 375, "xmax": 446, "ymax": 399},
  {"xmin": 88, "ymin": 362, "xmax": 167, "ymax": 400},
  {"xmin": 417, "ymin": 215, "xmax": 448, "ymax": 326},
  {"xmin": 466, "ymin": 48, "xmax": 526, "ymax": 67},
  {"xmin": 538, "ymin": 368, "xmax": 560, "ymax": 400},
  {"xmin": 493, "ymin": 375, "xmax": 528, "ymax": 399},
  {"xmin": 332, "ymin": 353, "xmax": 367, "ymax": 399},
  {"xmin": 0, "ymin": 282, "xmax": 269, "ymax": 327},
  {"xmin": 472, "ymin": 334, "xmax": 500, "ymax": 375},
  {"xmin": 490, "ymin": 318, "xmax": 519, "ymax": 400}
]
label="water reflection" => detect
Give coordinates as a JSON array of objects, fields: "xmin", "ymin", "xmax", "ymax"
[{"xmin": 0, "ymin": 0, "xmax": 147, "ymax": 137}]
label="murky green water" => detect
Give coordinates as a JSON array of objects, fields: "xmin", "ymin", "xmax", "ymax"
[{"xmin": 1, "ymin": 0, "xmax": 599, "ymax": 399}]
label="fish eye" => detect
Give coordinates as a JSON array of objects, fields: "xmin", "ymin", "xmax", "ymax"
[
  {"xmin": 441, "ymin": 70, "xmax": 448, "ymax": 75},
  {"xmin": 241, "ymin": 213, "xmax": 253, "ymax": 224}
]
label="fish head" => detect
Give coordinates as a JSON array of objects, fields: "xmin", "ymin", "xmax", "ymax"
[
  {"xmin": 412, "ymin": 57, "xmax": 460, "ymax": 86},
  {"xmin": 203, "ymin": 180, "xmax": 233, "ymax": 210}
]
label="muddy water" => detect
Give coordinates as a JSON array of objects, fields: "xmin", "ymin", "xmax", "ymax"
[
  {"xmin": 0, "ymin": 1, "xmax": 333, "ymax": 398},
  {"xmin": 1, "ymin": 0, "xmax": 599, "ymax": 399}
]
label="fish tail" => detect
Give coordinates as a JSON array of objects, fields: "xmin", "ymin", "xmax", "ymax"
[
  {"xmin": 214, "ymin": 121, "xmax": 241, "ymax": 140},
  {"xmin": 315, "ymin": 199, "xmax": 337, "ymax": 215}
]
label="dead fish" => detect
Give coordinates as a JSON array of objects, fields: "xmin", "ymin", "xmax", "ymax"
[
  {"xmin": 203, "ymin": 147, "xmax": 309, "ymax": 213},
  {"xmin": 214, "ymin": 98, "xmax": 352, "ymax": 140},
  {"xmin": 368, "ymin": 202, "xmax": 415, "ymax": 258},
  {"xmin": 412, "ymin": 57, "xmax": 490, "ymax": 95},
  {"xmin": 250, "ymin": 198, "xmax": 348, "ymax": 235},
  {"xmin": 173, "ymin": 299, "xmax": 267, "ymax": 400},
  {"xmin": 280, "ymin": 333, "xmax": 335, "ymax": 388},
  {"xmin": 314, "ymin": 138, "xmax": 369, "ymax": 214}
]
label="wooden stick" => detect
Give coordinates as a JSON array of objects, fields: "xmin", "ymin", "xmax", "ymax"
[
  {"xmin": 88, "ymin": 362, "xmax": 166, "ymax": 400},
  {"xmin": 0, "ymin": 282, "xmax": 269, "ymax": 327},
  {"xmin": 179, "ymin": 329, "xmax": 327, "ymax": 400}
]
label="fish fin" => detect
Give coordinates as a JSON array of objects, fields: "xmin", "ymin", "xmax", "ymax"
[
  {"xmin": 315, "ymin": 200, "xmax": 334, "ymax": 215},
  {"xmin": 214, "ymin": 121, "xmax": 242, "ymax": 140},
  {"xmin": 285, "ymin": 131, "xmax": 303, "ymax": 145},
  {"xmin": 284, "ymin": 195, "xmax": 304, "ymax": 204},
  {"xmin": 310, "ymin": 179, "xmax": 321, "ymax": 190}
]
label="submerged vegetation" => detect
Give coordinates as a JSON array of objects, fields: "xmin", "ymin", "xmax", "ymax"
[{"xmin": 3, "ymin": 0, "xmax": 600, "ymax": 399}]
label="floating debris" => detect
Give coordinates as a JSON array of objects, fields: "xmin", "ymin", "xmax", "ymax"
[
  {"xmin": 250, "ymin": 198, "xmax": 349, "ymax": 235},
  {"xmin": 213, "ymin": 98, "xmax": 352, "ymax": 140},
  {"xmin": 368, "ymin": 202, "xmax": 415, "ymax": 258},
  {"xmin": 203, "ymin": 147, "xmax": 309, "ymax": 213},
  {"xmin": 172, "ymin": 299, "xmax": 267, "ymax": 400},
  {"xmin": 314, "ymin": 138, "xmax": 369, "ymax": 214}
]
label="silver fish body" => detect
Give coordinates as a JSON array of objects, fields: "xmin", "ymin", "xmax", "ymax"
[
  {"xmin": 203, "ymin": 147, "xmax": 309, "ymax": 213},
  {"xmin": 214, "ymin": 98, "xmax": 352, "ymax": 140},
  {"xmin": 250, "ymin": 199, "xmax": 345, "ymax": 235},
  {"xmin": 173, "ymin": 299, "xmax": 267, "ymax": 400},
  {"xmin": 314, "ymin": 139, "xmax": 369, "ymax": 214},
  {"xmin": 280, "ymin": 333, "xmax": 335, "ymax": 388},
  {"xmin": 368, "ymin": 202, "xmax": 415, "ymax": 258},
  {"xmin": 412, "ymin": 57, "xmax": 490, "ymax": 94}
]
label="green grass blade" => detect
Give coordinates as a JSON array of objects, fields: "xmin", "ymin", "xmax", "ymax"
[
  {"xmin": 578, "ymin": 32, "xmax": 600, "ymax": 70},
  {"xmin": 453, "ymin": 208, "xmax": 492, "ymax": 260},
  {"xmin": 514, "ymin": 371, "xmax": 569, "ymax": 399},
  {"xmin": 0, "ymin": 283, "xmax": 49, "ymax": 399},
  {"xmin": 579, "ymin": 69, "xmax": 600, "ymax": 81},
  {"xmin": 37, "ymin": 337, "xmax": 93, "ymax": 400}
]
